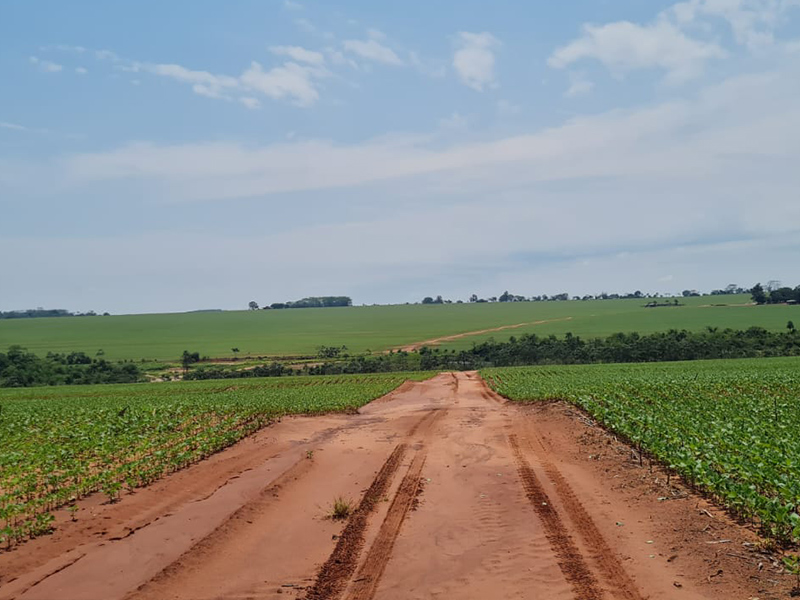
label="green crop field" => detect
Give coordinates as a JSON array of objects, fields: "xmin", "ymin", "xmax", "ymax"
[
  {"xmin": 483, "ymin": 357, "xmax": 800, "ymax": 543},
  {"xmin": 0, "ymin": 371, "xmax": 432, "ymax": 546},
  {"xmin": 1, "ymin": 294, "xmax": 796, "ymax": 362}
]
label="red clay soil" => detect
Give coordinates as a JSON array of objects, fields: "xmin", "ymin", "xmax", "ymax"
[{"xmin": 0, "ymin": 373, "xmax": 795, "ymax": 600}]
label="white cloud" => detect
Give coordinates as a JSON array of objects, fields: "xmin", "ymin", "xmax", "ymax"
[
  {"xmin": 283, "ymin": 0, "xmax": 303, "ymax": 10},
  {"xmin": 144, "ymin": 63, "xmax": 239, "ymax": 99},
  {"xmin": 550, "ymin": 0, "xmax": 800, "ymax": 83},
  {"xmin": 668, "ymin": 0, "xmax": 794, "ymax": 50},
  {"xmin": 438, "ymin": 112, "xmax": 469, "ymax": 129},
  {"xmin": 565, "ymin": 72, "xmax": 594, "ymax": 97},
  {"xmin": 89, "ymin": 52, "xmax": 326, "ymax": 107},
  {"xmin": 5, "ymin": 63, "xmax": 800, "ymax": 310},
  {"xmin": 269, "ymin": 45, "xmax": 325, "ymax": 66},
  {"xmin": 453, "ymin": 32, "xmax": 499, "ymax": 91},
  {"xmin": 41, "ymin": 67, "xmax": 798, "ymax": 248},
  {"xmin": 239, "ymin": 97, "xmax": 261, "ymax": 109},
  {"xmin": 29, "ymin": 56, "xmax": 63, "ymax": 73},
  {"xmin": 343, "ymin": 38, "xmax": 404, "ymax": 65},
  {"xmin": 95, "ymin": 49, "xmax": 120, "ymax": 61},
  {"xmin": 549, "ymin": 20, "xmax": 726, "ymax": 83},
  {"xmin": 75, "ymin": 67, "xmax": 88, "ymax": 75},
  {"xmin": 240, "ymin": 61, "xmax": 320, "ymax": 107}
]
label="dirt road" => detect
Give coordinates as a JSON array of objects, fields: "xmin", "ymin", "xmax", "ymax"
[{"xmin": 0, "ymin": 373, "xmax": 792, "ymax": 599}]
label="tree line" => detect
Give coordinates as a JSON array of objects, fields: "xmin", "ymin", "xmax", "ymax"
[
  {"xmin": 421, "ymin": 284, "xmax": 754, "ymax": 305},
  {"xmin": 0, "ymin": 346, "xmax": 142, "ymax": 387},
  {"xmin": 184, "ymin": 324, "xmax": 800, "ymax": 380},
  {"xmin": 248, "ymin": 296, "xmax": 353, "ymax": 310},
  {"xmin": 0, "ymin": 309, "xmax": 108, "ymax": 320}
]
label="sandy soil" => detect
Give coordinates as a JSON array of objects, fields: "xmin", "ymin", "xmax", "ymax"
[
  {"xmin": 0, "ymin": 373, "xmax": 795, "ymax": 600},
  {"xmin": 395, "ymin": 317, "xmax": 574, "ymax": 352}
]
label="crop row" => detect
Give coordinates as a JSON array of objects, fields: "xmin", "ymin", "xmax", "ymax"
[
  {"xmin": 482, "ymin": 357, "xmax": 800, "ymax": 544},
  {"xmin": 0, "ymin": 372, "xmax": 432, "ymax": 547}
]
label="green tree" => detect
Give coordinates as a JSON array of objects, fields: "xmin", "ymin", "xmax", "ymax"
[
  {"xmin": 181, "ymin": 350, "xmax": 200, "ymax": 372},
  {"xmin": 750, "ymin": 283, "xmax": 767, "ymax": 305}
]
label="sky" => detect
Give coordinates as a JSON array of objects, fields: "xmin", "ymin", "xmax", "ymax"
[{"xmin": 1, "ymin": 0, "xmax": 799, "ymax": 314}]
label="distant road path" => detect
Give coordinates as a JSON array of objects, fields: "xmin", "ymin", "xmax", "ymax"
[{"xmin": 395, "ymin": 316, "xmax": 574, "ymax": 352}]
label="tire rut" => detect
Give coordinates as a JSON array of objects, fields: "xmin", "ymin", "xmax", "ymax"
[
  {"xmin": 508, "ymin": 434, "xmax": 605, "ymax": 600},
  {"xmin": 305, "ymin": 409, "xmax": 443, "ymax": 600},
  {"xmin": 342, "ymin": 449, "xmax": 428, "ymax": 600},
  {"xmin": 532, "ymin": 437, "xmax": 644, "ymax": 600},
  {"xmin": 303, "ymin": 444, "xmax": 407, "ymax": 600}
]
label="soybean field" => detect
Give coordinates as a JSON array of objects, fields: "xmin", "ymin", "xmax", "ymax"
[
  {"xmin": 0, "ymin": 372, "xmax": 431, "ymax": 548},
  {"xmin": 483, "ymin": 357, "xmax": 800, "ymax": 544}
]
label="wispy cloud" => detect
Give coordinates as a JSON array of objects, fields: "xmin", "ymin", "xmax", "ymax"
[
  {"xmin": 60, "ymin": 48, "xmax": 328, "ymax": 108},
  {"xmin": 29, "ymin": 56, "xmax": 63, "ymax": 73},
  {"xmin": 565, "ymin": 72, "xmax": 594, "ymax": 97},
  {"xmin": 0, "ymin": 121, "xmax": 28, "ymax": 131},
  {"xmin": 453, "ymin": 32, "xmax": 500, "ymax": 91},
  {"xmin": 343, "ymin": 38, "xmax": 404, "ymax": 66},
  {"xmin": 269, "ymin": 45, "xmax": 326, "ymax": 66},
  {"xmin": 283, "ymin": 0, "xmax": 303, "ymax": 10}
]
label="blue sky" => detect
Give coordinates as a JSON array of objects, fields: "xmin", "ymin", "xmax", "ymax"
[{"xmin": 2, "ymin": 0, "xmax": 799, "ymax": 313}]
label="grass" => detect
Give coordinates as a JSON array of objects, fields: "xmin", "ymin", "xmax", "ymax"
[
  {"xmin": 329, "ymin": 496, "xmax": 353, "ymax": 520},
  {"xmin": 1, "ymin": 294, "xmax": 796, "ymax": 362}
]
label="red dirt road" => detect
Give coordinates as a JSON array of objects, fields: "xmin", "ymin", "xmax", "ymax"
[{"xmin": 0, "ymin": 373, "xmax": 793, "ymax": 600}]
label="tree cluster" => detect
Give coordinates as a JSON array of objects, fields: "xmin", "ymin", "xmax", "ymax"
[
  {"xmin": 0, "ymin": 309, "xmax": 107, "ymax": 320},
  {"xmin": 750, "ymin": 283, "xmax": 800, "ymax": 305},
  {"xmin": 0, "ymin": 346, "xmax": 142, "ymax": 387},
  {"xmin": 262, "ymin": 296, "xmax": 352, "ymax": 310}
]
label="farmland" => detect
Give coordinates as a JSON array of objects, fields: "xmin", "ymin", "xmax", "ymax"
[
  {"xmin": 483, "ymin": 357, "xmax": 800, "ymax": 544},
  {"xmin": 1, "ymin": 293, "xmax": 797, "ymax": 362},
  {"xmin": 0, "ymin": 372, "xmax": 431, "ymax": 548}
]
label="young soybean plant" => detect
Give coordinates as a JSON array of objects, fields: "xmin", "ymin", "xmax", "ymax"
[{"xmin": 784, "ymin": 554, "xmax": 800, "ymax": 596}]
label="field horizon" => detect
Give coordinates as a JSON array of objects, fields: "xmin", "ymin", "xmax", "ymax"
[{"xmin": 3, "ymin": 293, "xmax": 798, "ymax": 362}]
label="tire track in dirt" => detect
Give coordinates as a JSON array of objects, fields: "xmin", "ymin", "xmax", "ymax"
[
  {"xmin": 124, "ymin": 455, "xmax": 315, "ymax": 599},
  {"xmin": 303, "ymin": 444, "xmax": 407, "ymax": 600},
  {"xmin": 343, "ymin": 449, "xmax": 428, "ymax": 600},
  {"xmin": 529, "ymin": 434, "xmax": 644, "ymax": 600},
  {"xmin": 508, "ymin": 434, "xmax": 605, "ymax": 600},
  {"xmin": 305, "ymin": 409, "xmax": 443, "ymax": 600}
]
